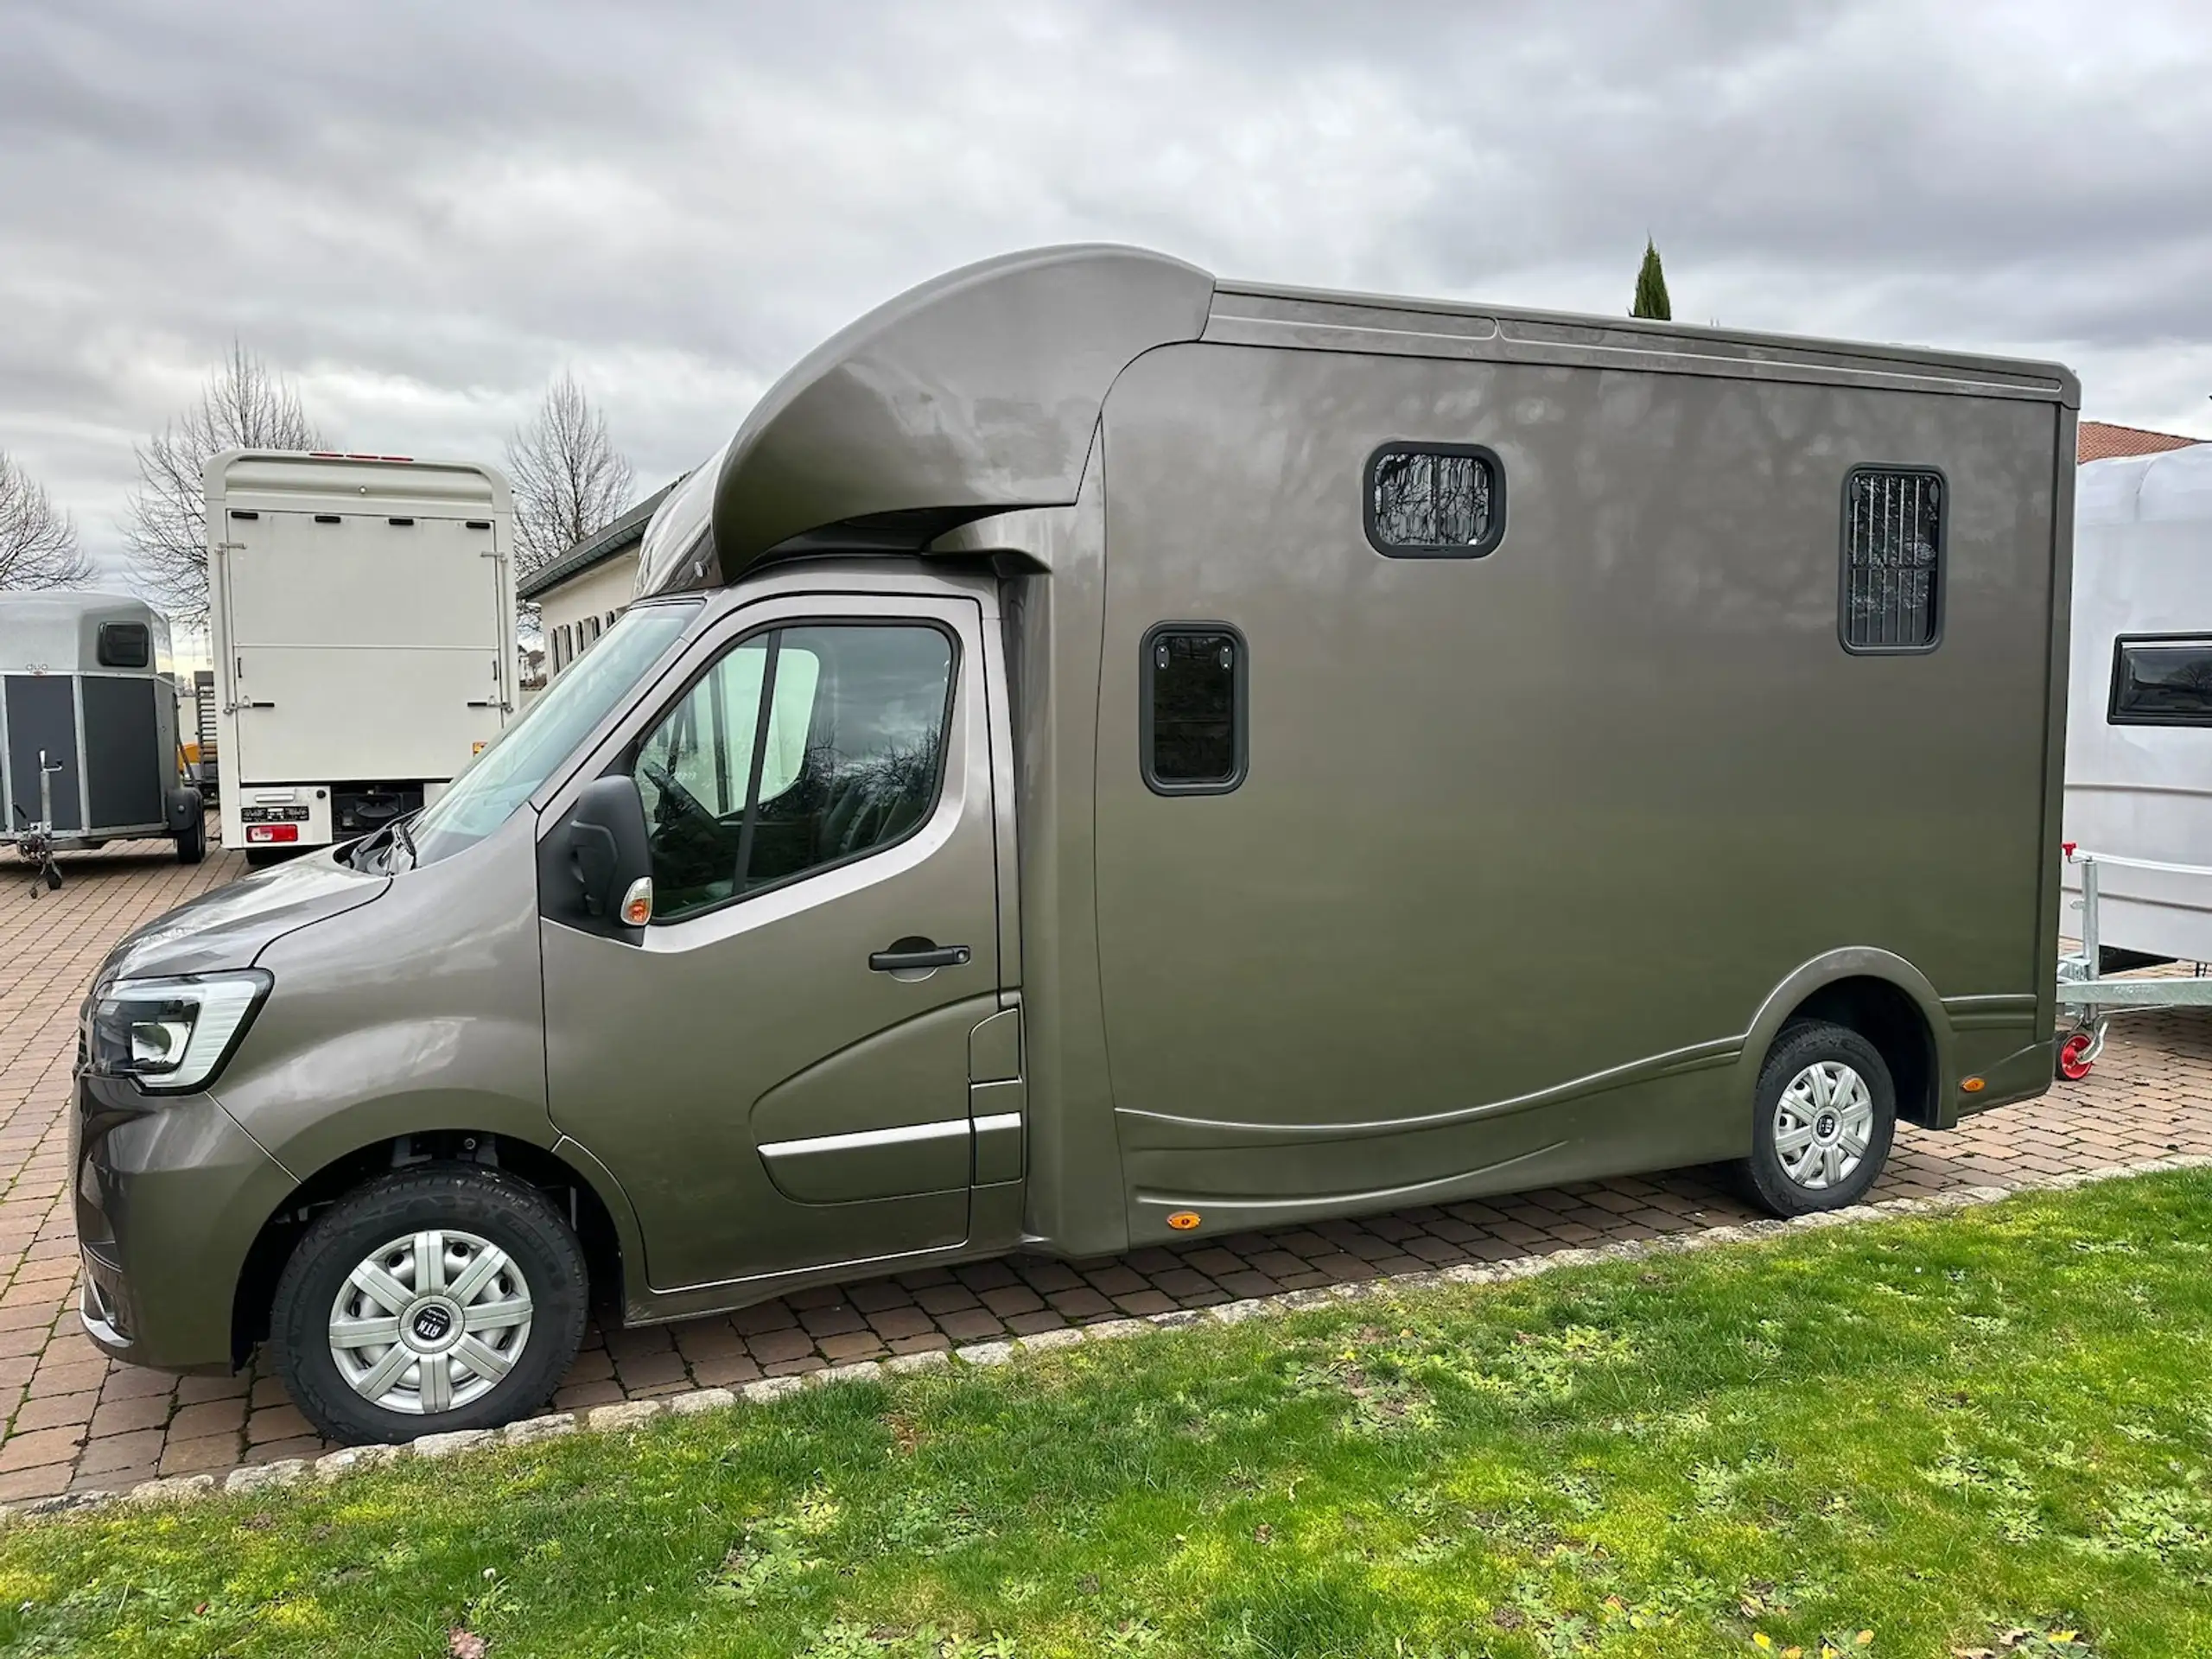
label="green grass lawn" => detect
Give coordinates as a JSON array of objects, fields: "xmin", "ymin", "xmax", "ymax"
[{"xmin": 5, "ymin": 1173, "xmax": 2211, "ymax": 1659}]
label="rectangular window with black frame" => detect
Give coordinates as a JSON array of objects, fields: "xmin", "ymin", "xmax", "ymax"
[{"xmin": 1841, "ymin": 467, "xmax": 1942, "ymax": 652}]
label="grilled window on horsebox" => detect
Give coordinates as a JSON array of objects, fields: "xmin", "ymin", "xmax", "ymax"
[{"xmin": 1842, "ymin": 467, "xmax": 1942, "ymax": 652}]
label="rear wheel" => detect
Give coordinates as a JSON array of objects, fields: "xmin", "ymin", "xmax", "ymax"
[
  {"xmin": 175, "ymin": 813, "xmax": 206, "ymax": 865},
  {"xmin": 270, "ymin": 1166, "xmax": 588, "ymax": 1443},
  {"xmin": 1734, "ymin": 1020, "xmax": 1896, "ymax": 1217}
]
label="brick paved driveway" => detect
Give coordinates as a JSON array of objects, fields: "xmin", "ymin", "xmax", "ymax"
[{"xmin": 4, "ymin": 841, "xmax": 2209, "ymax": 1498}]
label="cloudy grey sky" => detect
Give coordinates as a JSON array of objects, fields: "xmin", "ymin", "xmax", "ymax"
[{"xmin": 3, "ymin": 0, "xmax": 2208, "ymax": 582}]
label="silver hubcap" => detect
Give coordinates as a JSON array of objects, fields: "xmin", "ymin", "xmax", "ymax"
[
  {"xmin": 1774, "ymin": 1060, "xmax": 1875, "ymax": 1190},
  {"xmin": 327, "ymin": 1230, "xmax": 532, "ymax": 1414}
]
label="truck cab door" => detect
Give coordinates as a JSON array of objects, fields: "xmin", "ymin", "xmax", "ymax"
[{"xmin": 538, "ymin": 591, "xmax": 1003, "ymax": 1293}]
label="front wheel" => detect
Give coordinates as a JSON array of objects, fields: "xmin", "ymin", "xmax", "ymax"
[
  {"xmin": 270, "ymin": 1166, "xmax": 588, "ymax": 1443},
  {"xmin": 1734, "ymin": 1020, "xmax": 1897, "ymax": 1217}
]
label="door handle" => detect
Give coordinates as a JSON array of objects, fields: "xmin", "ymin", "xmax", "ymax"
[{"xmin": 868, "ymin": 941, "xmax": 972, "ymax": 972}]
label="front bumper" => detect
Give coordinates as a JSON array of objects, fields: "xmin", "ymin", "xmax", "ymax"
[{"xmin": 71, "ymin": 1071, "xmax": 295, "ymax": 1373}]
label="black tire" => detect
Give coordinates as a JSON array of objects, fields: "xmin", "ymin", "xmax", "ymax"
[
  {"xmin": 1734, "ymin": 1020, "xmax": 1897, "ymax": 1217},
  {"xmin": 270, "ymin": 1165, "xmax": 588, "ymax": 1444},
  {"xmin": 175, "ymin": 814, "xmax": 206, "ymax": 865}
]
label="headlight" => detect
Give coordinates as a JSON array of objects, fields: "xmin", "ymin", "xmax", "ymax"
[{"xmin": 86, "ymin": 971, "xmax": 271, "ymax": 1095}]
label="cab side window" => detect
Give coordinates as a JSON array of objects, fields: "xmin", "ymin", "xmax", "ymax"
[{"xmin": 631, "ymin": 623, "xmax": 956, "ymax": 920}]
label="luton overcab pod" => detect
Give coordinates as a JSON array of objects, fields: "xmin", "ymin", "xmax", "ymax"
[{"xmin": 76, "ymin": 246, "xmax": 2076, "ymax": 1445}]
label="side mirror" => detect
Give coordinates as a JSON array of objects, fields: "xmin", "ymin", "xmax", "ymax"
[{"xmin": 564, "ymin": 775, "xmax": 651, "ymax": 927}]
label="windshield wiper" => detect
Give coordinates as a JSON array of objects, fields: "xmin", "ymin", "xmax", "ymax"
[{"xmin": 387, "ymin": 812, "xmax": 418, "ymax": 872}]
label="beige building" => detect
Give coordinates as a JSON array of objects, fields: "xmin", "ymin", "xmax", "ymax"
[{"xmin": 517, "ymin": 480, "xmax": 677, "ymax": 681}]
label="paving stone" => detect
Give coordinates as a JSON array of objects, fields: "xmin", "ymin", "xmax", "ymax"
[
  {"xmin": 157, "ymin": 1434, "xmax": 240, "ymax": 1477},
  {"xmin": 583, "ymin": 1401, "xmax": 664, "ymax": 1433},
  {"xmin": 413, "ymin": 1429, "xmax": 493, "ymax": 1460},
  {"xmin": 126, "ymin": 1473, "xmax": 217, "ymax": 1504},
  {"xmin": 883, "ymin": 1350, "xmax": 951, "ymax": 1374},
  {"xmin": 225, "ymin": 1459, "xmax": 308, "ymax": 1493},
  {"xmin": 75, "ymin": 1429, "xmax": 164, "ymax": 1476},
  {"xmin": 315, "ymin": 1444, "xmax": 402, "ymax": 1479},
  {"xmin": 669, "ymin": 1388, "xmax": 737, "ymax": 1417}
]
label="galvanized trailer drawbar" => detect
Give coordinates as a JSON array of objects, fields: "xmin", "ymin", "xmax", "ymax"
[{"xmin": 2054, "ymin": 845, "xmax": 2212, "ymax": 1077}]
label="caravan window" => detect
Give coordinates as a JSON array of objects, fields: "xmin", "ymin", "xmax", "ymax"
[
  {"xmin": 1841, "ymin": 467, "xmax": 1942, "ymax": 652},
  {"xmin": 2110, "ymin": 638, "xmax": 2212, "ymax": 726},
  {"xmin": 1365, "ymin": 444, "xmax": 1504, "ymax": 557},
  {"xmin": 97, "ymin": 622, "xmax": 151, "ymax": 669}
]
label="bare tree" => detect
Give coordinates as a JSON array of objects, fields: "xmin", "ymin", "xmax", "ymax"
[
  {"xmin": 0, "ymin": 450, "xmax": 94, "ymax": 591},
  {"xmin": 505, "ymin": 372, "xmax": 635, "ymax": 584},
  {"xmin": 124, "ymin": 343, "xmax": 325, "ymax": 625}
]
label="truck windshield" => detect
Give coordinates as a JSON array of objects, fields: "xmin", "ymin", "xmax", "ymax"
[{"xmin": 395, "ymin": 601, "xmax": 701, "ymax": 869}]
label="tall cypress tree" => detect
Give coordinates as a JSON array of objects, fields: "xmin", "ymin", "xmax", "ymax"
[{"xmin": 1631, "ymin": 238, "xmax": 1671, "ymax": 321}]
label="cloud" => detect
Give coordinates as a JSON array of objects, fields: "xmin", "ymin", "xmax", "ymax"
[{"xmin": 2, "ymin": 0, "xmax": 2206, "ymax": 582}]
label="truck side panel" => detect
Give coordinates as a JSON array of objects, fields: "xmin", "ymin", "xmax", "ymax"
[{"xmin": 1091, "ymin": 341, "xmax": 2061, "ymax": 1238}]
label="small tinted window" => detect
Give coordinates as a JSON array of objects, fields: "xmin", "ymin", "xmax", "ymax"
[
  {"xmin": 1142, "ymin": 625, "xmax": 1245, "ymax": 794},
  {"xmin": 1842, "ymin": 467, "xmax": 1942, "ymax": 652},
  {"xmin": 97, "ymin": 622, "xmax": 151, "ymax": 669},
  {"xmin": 2110, "ymin": 638, "xmax": 2212, "ymax": 726},
  {"xmin": 1366, "ymin": 444, "xmax": 1503, "ymax": 556},
  {"xmin": 633, "ymin": 622, "xmax": 956, "ymax": 920}
]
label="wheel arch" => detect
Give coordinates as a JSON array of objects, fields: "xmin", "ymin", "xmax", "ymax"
[
  {"xmin": 229, "ymin": 1128, "xmax": 636, "ymax": 1367},
  {"xmin": 1738, "ymin": 949, "xmax": 1949, "ymax": 1131}
]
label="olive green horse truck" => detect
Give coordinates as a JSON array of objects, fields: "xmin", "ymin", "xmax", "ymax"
[{"xmin": 73, "ymin": 246, "xmax": 2076, "ymax": 1441}]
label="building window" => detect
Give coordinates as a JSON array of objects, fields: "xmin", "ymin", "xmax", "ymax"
[
  {"xmin": 1841, "ymin": 467, "xmax": 1943, "ymax": 652},
  {"xmin": 1365, "ymin": 443, "xmax": 1504, "ymax": 557},
  {"xmin": 1141, "ymin": 623, "xmax": 1246, "ymax": 795},
  {"xmin": 2110, "ymin": 637, "xmax": 2212, "ymax": 726}
]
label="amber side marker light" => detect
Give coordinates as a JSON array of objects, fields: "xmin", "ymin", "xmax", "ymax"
[
  {"xmin": 1166, "ymin": 1211, "xmax": 1202, "ymax": 1231},
  {"xmin": 1961, "ymin": 1077, "xmax": 1986, "ymax": 1093}
]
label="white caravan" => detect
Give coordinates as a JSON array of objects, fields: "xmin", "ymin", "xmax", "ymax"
[
  {"xmin": 204, "ymin": 453, "xmax": 518, "ymax": 854},
  {"xmin": 2063, "ymin": 442, "xmax": 2212, "ymax": 963}
]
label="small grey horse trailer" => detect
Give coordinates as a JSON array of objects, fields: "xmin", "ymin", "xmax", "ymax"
[
  {"xmin": 2, "ymin": 591, "xmax": 204, "ymax": 884},
  {"xmin": 74, "ymin": 247, "xmax": 2075, "ymax": 1443}
]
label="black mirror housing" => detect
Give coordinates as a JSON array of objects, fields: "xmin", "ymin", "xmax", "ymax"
[{"xmin": 559, "ymin": 775, "xmax": 652, "ymax": 930}]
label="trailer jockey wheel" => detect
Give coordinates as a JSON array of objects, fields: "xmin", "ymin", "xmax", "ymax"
[{"xmin": 2056, "ymin": 1029, "xmax": 2099, "ymax": 1082}]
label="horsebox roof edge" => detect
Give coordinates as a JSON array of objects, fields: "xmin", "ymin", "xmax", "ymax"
[{"xmin": 1209, "ymin": 276, "xmax": 2081, "ymax": 404}]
